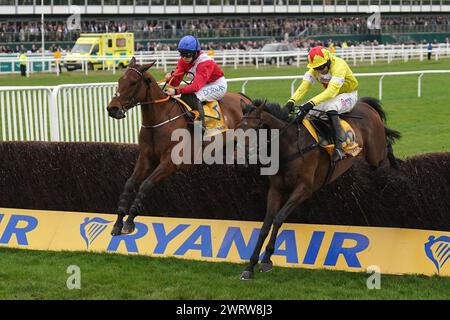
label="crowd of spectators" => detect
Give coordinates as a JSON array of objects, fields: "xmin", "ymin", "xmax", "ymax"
[
  {"xmin": 140, "ymin": 38, "xmax": 448, "ymax": 52},
  {"xmin": 0, "ymin": 15, "xmax": 449, "ymax": 44},
  {"xmin": 0, "ymin": 43, "xmax": 66, "ymax": 54},
  {"xmin": 2, "ymin": 37, "xmax": 448, "ymax": 54}
]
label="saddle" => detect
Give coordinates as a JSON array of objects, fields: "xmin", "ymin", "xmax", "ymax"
[
  {"xmin": 302, "ymin": 117, "xmax": 362, "ymax": 158},
  {"xmin": 173, "ymin": 97, "xmax": 228, "ymax": 137}
]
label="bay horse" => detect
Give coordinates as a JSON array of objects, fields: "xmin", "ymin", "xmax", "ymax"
[
  {"xmin": 238, "ymin": 97, "xmax": 401, "ymax": 280},
  {"xmin": 106, "ymin": 57, "xmax": 252, "ymax": 236}
]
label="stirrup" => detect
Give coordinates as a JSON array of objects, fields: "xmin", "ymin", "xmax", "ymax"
[
  {"xmin": 193, "ymin": 121, "xmax": 206, "ymax": 134},
  {"xmin": 332, "ymin": 148, "xmax": 346, "ymax": 162}
]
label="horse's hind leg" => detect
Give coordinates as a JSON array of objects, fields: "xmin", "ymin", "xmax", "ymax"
[
  {"xmin": 122, "ymin": 156, "xmax": 176, "ymax": 234},
  {"xmin": 241, "ymin": 187, "xmax": 283, "ymax": 280},
  {"xmin": 260, "ymin": 183, "xmax": 311, "ymax": 273}
]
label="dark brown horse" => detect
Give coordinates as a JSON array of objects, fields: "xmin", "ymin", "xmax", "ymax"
[
  {"xmin": 238, "ymin": 98, "xmax": 401, "ymax": 280},
  {"xmin": 106, "ymin": 57, "xmax": 251, "ymax": 236}
]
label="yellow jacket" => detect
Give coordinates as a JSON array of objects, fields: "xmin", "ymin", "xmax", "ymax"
[
  {"xmin": 289, "ymin": 55, "xmax": 358, "ymax": 106},
  {"xmin": 330, "ymin": 44, "xmax": 335, "ymax": 53},
  {"xmin": 54, "ymin": 50, "xmax": 62, "ymax": 64},
  {"xmin": 19, "ymin": 54, "xmax": 28, "ymax": 66}
]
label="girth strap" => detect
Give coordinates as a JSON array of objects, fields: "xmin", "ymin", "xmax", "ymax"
[
  {"xmin": 281, "ymin": 142, "xmax": 319, "ymax": 163},
  {"xmin": 322, "ymin": 159, "xmax": 337, "ymax": 188}
]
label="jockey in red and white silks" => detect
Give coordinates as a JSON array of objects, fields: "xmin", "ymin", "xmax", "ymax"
[
  {"xmin": 170, "ymin": 49, "xmax": 227, "ymax": 101},
  {"xmin": 164, "ymin": 35, "xmax": 227, "ymax": 130}
]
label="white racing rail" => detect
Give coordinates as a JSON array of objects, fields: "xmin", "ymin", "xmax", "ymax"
[
  {"xmin": 1, "ymin": 43, "xmax": 450, "ymax": 75},
  {"xmin": 1, "ymin": 69, "xmax": 449, "ymax": 143}
]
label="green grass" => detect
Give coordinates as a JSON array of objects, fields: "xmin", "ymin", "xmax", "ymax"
[
  {"xmin": 1, "ymin": 59, "xmax": 450, "ymax": 300},
  {"xmin": 0, "ymin": 247, "xmax": 449, "ymax": 300},
  {"xmin": 1, "ymin": 58, "xmax": 449, "ymax": 86}
]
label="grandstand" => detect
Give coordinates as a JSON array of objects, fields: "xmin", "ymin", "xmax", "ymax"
[
  {"xmin": 1, "ymin": 15, "xmax": 449, "ymax": 52},
  {"xmin": 0, "ymin": 1, "xmax": 449, "ymax": 54},
  {"xmin": 1, "ymin": 0, "xmax": 450, "ymax": 14}
]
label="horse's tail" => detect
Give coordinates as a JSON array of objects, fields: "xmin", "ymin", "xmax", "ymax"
[
  {"xmin": 358, "ymin": 96, "xmax": 401, "ymax": 143},
  {"xmin": 359, "ymin": 97, "xmax": 402, "ymax": 168},
  {"xmin": 359, "ymin": 96, "xmax": 386, "ymax": 121},
  {"xmin": 384, "ymin": 126, "xmax": 402, "ymax": 146}
]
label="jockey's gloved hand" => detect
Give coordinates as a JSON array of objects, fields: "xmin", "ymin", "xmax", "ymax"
[
  {"xmin": 163, "ymin": 73, "xmax": 172, "ymax": 82},
  {"xmin": 295, "ymin": 101, "xmax": 315, "ymax": 121},
  {"xmin": 163, "ymin": 70, "xmax": 175, "ymax": 82},
  {"xmin": 284, "ymin": 100, "xmax": 295, "ymax": 113},
  {"xmin": 298, "ymin": 101, "xmax": 315, "ymax": 115}
]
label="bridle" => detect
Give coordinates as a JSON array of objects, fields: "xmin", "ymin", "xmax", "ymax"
[
  {"xmin": 242, "ymin": 106, "xmax": 297, "ymax": 135},
  {"xmin": 113, "ymin": 67, "xmax": 170, "ymax": 112},
  {"xmin": 242, "ymin": 106, "xmax": 319, "ymax": 164},
  {"xmin": 111, "ymin": 66, "xmax": 190, "ymax": 129},
  {"xmin": 241, "ymin": 113, "xmax": 265, "ymax": 131}
]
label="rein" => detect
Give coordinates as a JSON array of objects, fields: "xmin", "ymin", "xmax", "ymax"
[
  {"xmin": 119, "ymin": 67, "xmax": 170, "ymax": 109},
  {"xmin": 117, "ymin": 67, "xmax": 189, "ymax": 129},
  {"xmin": 242, "ymin": 110, "xmax": 319, "ymax": 165},
  {"xmin": 280, "ymin": 121, "xmax": 319, "ymax": 164},
  {"xmin": 141, "ymin": 111, "xmax": 189, "ymax": 129},
  {"xmin": 244, "ymin": 108, "xmax": 335, "ymax": 187}
]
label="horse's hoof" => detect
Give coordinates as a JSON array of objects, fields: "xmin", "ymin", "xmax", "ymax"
[
  {"xmin": 111, "ymin": 225, "xmax": 123, "ymax": 236},
  {"xmin": 240, "ymin": 270, "xmax": 254, "ymax": 281},
  {"xmin": 121, "ymin": 222, "xmax": 135, "ymax": 234},
  {"xmin": 259, "ymin": 261, "xmax": 273, "ymax": 273}
]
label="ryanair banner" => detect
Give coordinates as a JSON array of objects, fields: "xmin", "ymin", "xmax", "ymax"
[{"xmin": 0, "ymin": 207, "xmax": 449, "ymax": 277}]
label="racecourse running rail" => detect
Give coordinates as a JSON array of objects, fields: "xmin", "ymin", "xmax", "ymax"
[
  {"xmin": 1, "ymin": 70, "xmax": 450, "ymax": 143},
  {"xmin": 1, "ymin": 43, "xmax": 450, "ymax": 75}
]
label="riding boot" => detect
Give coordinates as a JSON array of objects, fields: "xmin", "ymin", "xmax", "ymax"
[
  {"xmin": 328, "ymin": 110, "xmax": 346, "ymax": 162},
  {"xmin": 194, "ymin": 99, "xmax": 207, "ymax": 133},
  {"xmin": 181, "ymin": 93, "xmax": 206, "ymax": 133}
]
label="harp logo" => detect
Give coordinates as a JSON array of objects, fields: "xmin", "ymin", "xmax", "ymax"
[
  {"xmin": 80, "ymin": 217, "xmax": 112, "ymax": 249},
  {"xmin": 424, "ymin": 235, "xmax": 450, "ymax": 273}
]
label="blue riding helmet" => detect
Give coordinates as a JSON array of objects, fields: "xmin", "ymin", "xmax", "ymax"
[{"xmin": 177, "ymin": 35, "xmax": 200, "ymax": 53}]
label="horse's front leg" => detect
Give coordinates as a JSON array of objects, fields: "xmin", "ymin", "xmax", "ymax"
[
  {"xmin": 241, "ymin": 186, "xmax": 283, "ymax": 280},
  {"xmin": 260, "ymin": 183, "xmax": 311, "ymax": 273},
  {"xmin": 111, "ymin": 155, "xmax": 155, "ymax": 236},
  {"xmin": 111, "ymin": 176, "xmax": 139, "ymax": 236},
  {"xmin": 122, "ymin": 155, "xmax": 176, "ymax": 234}
]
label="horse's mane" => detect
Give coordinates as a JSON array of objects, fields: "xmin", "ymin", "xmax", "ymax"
[
  {"xmin": 127, "ymin": 63, "xmax": 158, "ymax": 85},
  {"xmin": 252, "ymin": 99, "xmax": 291, "ymax": 121}
]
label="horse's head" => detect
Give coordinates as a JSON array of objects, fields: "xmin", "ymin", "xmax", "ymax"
[
  {"xmin": 237, "ymin": 99, "xmax": 291, "ymax": 156},
  {"xmin": 238, "ymin": 99, "xmax": 266, "ymax": 131},
  {"xmin": 234, "ymin": 99, "xmax": 268, "ymax": 161},
  {"xmin": 107, "ymin": 57, "xmax": 156, "ymax": 119}
]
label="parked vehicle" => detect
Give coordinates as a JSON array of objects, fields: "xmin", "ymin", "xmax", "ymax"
[
  {"xmin": 64, "ymin": 33, "xmax": 134, "ymax": 71},
  {"xmin": 253, "ymin": 43, "xmax": 298, "ymax": 65}
]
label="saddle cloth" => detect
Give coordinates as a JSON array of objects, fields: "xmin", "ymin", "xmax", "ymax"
[
  {"xmin": 174, "ymin": 97, "xmax": 228, "ymax": 137},
  {"xmin": 302, "ymin": 118, "xmax": 363, "ymax": 158}
]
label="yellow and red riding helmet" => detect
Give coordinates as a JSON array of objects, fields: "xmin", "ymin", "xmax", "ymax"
[{"xmin": 307, "ymin": 46, "xmax": 331, "ymax": 69}]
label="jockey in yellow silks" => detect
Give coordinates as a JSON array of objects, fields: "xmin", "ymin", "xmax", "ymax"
[{"xmin": 284, "ymin": 46, "xmax": 359, "ymax": 162}]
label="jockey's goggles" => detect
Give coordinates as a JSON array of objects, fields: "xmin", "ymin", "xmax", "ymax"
[
  {"xmin": 179, "ymin": 51, "xmax": 195, "ymax": 58},
  {"xmin": 314, "ymin": 63, "xmax": 328, "ymax": 71}
]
